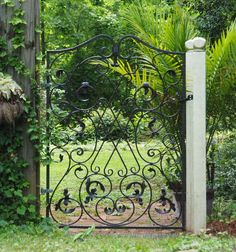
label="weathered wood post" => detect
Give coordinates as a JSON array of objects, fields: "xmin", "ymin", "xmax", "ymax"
[
  {"xmin": 0, "ymin": 1, "xmax": 40, "ymax": 208},
  {"xmin": 185, "ymin": 37, "xmax": 207, "ymax": 233}
]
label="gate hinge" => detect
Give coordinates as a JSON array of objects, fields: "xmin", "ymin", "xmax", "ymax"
[
  {"xmin": 181, "ymin": 94, "xmax": 193, "ymax": 102},
  {"xmin": 41, "ymin": 188, "xmax": 53, "ymax": 195}
]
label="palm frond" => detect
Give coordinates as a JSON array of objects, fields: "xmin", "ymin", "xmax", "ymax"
[
  {"xmin": 207, "ymin": 21, "xmax": 236, "ymax": 93},
  {"xmin": 122, "ymin": 2, "xmax": 197, "ymax": 53},
  {"xmin": 90, "ymin": 58, "xmax": 164, "ymax": 93},
  {"xmin": 206, "ymin": 21, "xmax": 236, "ymax": 138}
]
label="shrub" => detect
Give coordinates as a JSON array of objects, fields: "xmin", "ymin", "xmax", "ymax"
[
  {"xmin": 0, "ymin": 127, "xmax": 38, "ymax": 224},
  {"xmin": 81, "ymin": 108, "xmax": 134, "ymax": 141},
  {"xmin": 214, "ymin": 131, "xmax": 236, "ymax": 199}
]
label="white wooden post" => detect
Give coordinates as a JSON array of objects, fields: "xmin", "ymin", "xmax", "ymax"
[{"xmin": 185, "ymin": 37, "xmax": 207, "ymax": 233}]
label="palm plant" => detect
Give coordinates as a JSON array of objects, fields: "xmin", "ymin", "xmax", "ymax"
[
  {"xmin": 88, "ymin": 3, "xmax": 198, "ymax": 187},
  {"xmin": 206, "ymin": 23, "xmax": 236, "ymax": 152},
  {"xmin": 91, "ymin": 58, "xmax": 164, "ymax": 92},
  {"xmin": 91, "ymin": 1, "xmax": 236, "ymax": 190},
  {"xmin": 122, "ymin": 1, "xmax": 197, "ymax": 53},
  {"xmin": 121, "ymin": 1, "xmax": 236, "ymax": 188}
]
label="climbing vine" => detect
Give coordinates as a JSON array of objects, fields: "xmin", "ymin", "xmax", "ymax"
[{"xmin": 0, "ymin": 0, "xmax": 41, "ymax": 224}]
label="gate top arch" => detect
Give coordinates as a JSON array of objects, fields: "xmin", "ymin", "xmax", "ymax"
[{"xmin": 46, "ymin": 34, "xmax": 185, "ymax": 54}]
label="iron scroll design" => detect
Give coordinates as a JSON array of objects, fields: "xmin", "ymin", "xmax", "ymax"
[{"xmin": 45, "ymin": 34, "xmax": 186, "ymax": 229}]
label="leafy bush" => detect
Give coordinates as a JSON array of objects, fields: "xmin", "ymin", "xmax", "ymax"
[
  {"xmin": 80, "ymin": 108, "xmax": 134, "ymax": 141},
  {"xmin": 210, "ymin": 197, "xmax": 236, "ymax": 221},
  {"xmin": 184, "ymin": 0, "xmax": 236, "ymax": 43},
  {"xmin": 0, "ymin": 126, "xmax": 38, "ymax": 224},
  {"xmin": 214, "ymin": 131, "xmax": 236, "ymax": 199},
  {"xmin": 43, "ymin": 0, "xmax": 124, "ymax": 50}
]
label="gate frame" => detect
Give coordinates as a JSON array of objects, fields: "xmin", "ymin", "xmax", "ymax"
[{"xmin": 44, "ymin": 35, "xmax": 207, "ymax": 233}]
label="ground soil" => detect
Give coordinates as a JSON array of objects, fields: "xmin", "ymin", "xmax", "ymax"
[
  {"xmin": 207, "ymin": 220, "xmax": 236, "ymax": 236},
  {"xmin": 68, "ymin": 220, "xmax": 236, "ymax": 236},
  {"xmin": 42, "ymin": 208, "xmax": 236, "ymax": 236},
  {"xmin": 69, "ymin": 227, "xmax": 183, "ymax": 237}
]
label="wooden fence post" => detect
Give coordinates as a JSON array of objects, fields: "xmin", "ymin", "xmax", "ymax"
[{"xmin": 0, "ymin": 0, "xmax": 40, "ymax": 209}]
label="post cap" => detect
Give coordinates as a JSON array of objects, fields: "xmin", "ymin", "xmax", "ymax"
[{"xmin": 185, "ymin": 37, "xmax": 206, "ymax": 51}]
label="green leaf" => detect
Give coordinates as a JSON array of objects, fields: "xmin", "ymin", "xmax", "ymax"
[
  {"xmin": 17, "ymin": 206, "xmax": 26, "ymax": 215},
  {"xmin": 0, "ymin": 220, "xmax": 9, "ymax": 227},
  {"xmin": 9, "ymin": 17, "xmax": 27, "ymax": 25},
  {"xmin": 35, "ymin": 27, "xmax": 42, "ymax": 33},
  {"xmin": 28, "ymin": 205, "xmax": 36, "ymax": 213},
  {"xmin": 73, "ymin": 225, "xmax": 95, "ymax": 241},
  {"xmin": 4, "ymin": 190, "xmax": 13, "ymax": 198},
  {"xmin": 14, "ymin": 190, "xmax": 23, "ymax": 197},
  {"xmin": 0, "ymin": 52, "xmax": 7, "ymax": 57},
  {"xmin": 1, "ymin": 0, "xmax": 15, "ymax": 7},
  {"xmin": 12, "ymin": 42, "xmax": 25, "ymax": 50}
]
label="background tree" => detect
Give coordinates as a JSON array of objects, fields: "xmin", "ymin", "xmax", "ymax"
[{"xmin": 183, "ymin": 0, "xmax": 236, "ymax": 43}]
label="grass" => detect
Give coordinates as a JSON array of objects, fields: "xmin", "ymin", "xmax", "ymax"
[
  {"xmin": 40, "ymin": 141, "xmax": 166, "ymax": 204},
  {"xmin": 0, "ymin": 224, "xmax": 235, "ymax": 252},
  {"xmin": 40, "ymin": 141, "xmax": 178, "ymax": 227}
]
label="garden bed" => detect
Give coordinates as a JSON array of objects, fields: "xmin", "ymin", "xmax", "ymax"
[{"xmin": 207, "ymin": 220, "xmax": 236, "ymax": 236}]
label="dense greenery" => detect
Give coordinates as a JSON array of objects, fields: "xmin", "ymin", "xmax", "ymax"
[
  {"xmin": 184, "ymin": 0, "xmax": 236, "ymax": 43},
  {"xmin": 0, "ymin": 0, "xmax": 235, "ymax": 227},
  {"xmin": 0, "ymin": 127, "xmax": 37, "ymax": 224},
  {"xmin": 42, "ymin": 0, "xmax": 236, "ymax": 220},
  {"xmin": 42, "ymin": 0, "xmax": 125, "ymax": 50},
  {"xmin": 214, "ymin": 131, "xmax": 236, "ymax": 200},
  {"xmin": 0, "ymin": 0, "xmax": 39, "ymax": 224}
]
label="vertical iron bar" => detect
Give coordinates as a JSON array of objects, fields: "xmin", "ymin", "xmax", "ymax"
[
  {"xmin": 181, "ymin": 53, "xmax": 187, "ymax": 229},
  {"xmin": 41, "ymin": 0, "xmax": 46, "ymax": 65},
  {"xmin": 45, "ymin": 51, "xmax": 50, "ymax": 217}
]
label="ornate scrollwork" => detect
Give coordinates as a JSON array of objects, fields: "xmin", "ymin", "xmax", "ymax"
[
  {"xmin": 148, "ymin": 188, "xmax": 181, "ymax": 227},
  {"xmin": 46, "ymin": 34, "xmax": 185, "ymax": 229},
  {"xmin": 126, "ymin": 181, "xmax": 146, "ymax": 205},
  {"xmin": 84, "ymin": 178, "xmax": 106, "ymax": 204}
]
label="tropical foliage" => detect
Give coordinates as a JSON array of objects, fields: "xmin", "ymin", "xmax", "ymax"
[
  {"xmin": 121, "ymin": 1, "xmax": 236, "ymax": 151},
  {"xmin": 88, "ymin": 1, "xmax": 236, "ymax": 190},
  {"xmin": 122, "ymin": 2, "xmax": 197, "ymax": 52},
  {"xmin": 206, "ymin": 23, "xmax": 236, "ymax": 151},
  {"xmin": 214, "ymin": 131, "xmax": 236, "ymax": 199}
]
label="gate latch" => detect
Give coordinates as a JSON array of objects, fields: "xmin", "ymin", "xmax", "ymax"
[
  {"xmin": 41, "ymin": 188, "xmax": 53, "ymax": 195},
  {"xmin": 181, "ymin": 94, "xmax": 193, "ymax": 102}
]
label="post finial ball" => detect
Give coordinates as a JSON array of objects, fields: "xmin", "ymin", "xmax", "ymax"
[{"xmin": 185, "ymin": 37, "xmax": 206, "ymax": 51}]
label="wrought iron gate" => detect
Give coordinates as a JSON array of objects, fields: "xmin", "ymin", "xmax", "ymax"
[{"xmin": 44, "ymin": 35, "xmax": 186, "ymax": 229}]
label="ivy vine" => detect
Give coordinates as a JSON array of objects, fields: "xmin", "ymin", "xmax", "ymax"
[{"xmin": 0, "ymin": 0, "xmax": 41, "ymax": 225}]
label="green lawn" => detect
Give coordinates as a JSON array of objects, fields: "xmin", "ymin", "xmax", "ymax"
[
  {"xmin": 40, "ymin": 141, "xmax": 179, "ymax": 227},
  {"xmin": 0, "ymin": 224, "xmax": 235, "ymax": 252},
  {"xmin": 40, "ymin": 141, "xmax": 167, "ymax": 205}
]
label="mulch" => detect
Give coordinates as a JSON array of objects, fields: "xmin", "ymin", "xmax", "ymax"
[{"xmin": 207, "ymin": 220, "xmax": 236, "ymax": 236}]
